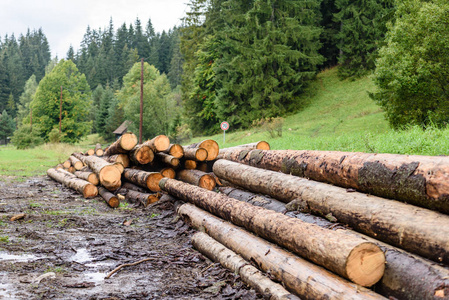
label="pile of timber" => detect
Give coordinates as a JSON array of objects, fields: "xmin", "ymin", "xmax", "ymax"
[{"xmin": 47, "ymin": 137, "xmax": 449, "ymax": 299}]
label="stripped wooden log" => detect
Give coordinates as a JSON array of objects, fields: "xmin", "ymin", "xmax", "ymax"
[
  {"xmin": 123, "ymin": 168, "xmax": 163, "ymax": 192},
  {"xmin": 104, "ymin": 132, "xmax": 138, "ymax": 156},
  {"xmin": 143, "ymin": 135, "xmax": 170, "ymax": 152},
  {"xmin": 94, "ymin": 143, "xmax": 104, "ymax": 156},
  {"xmin": 126, "ymin": 190, "xmax": 161, "ymax": 207},
  {"xmin": 217, "ymin": 141, "xmax": 270, "ymax": 159},
  {"xmin": 160, "ymin": 178, "xmax": 385, "ymax": 286},
  {"xmin": 104, "ymin": 154, "xmax": 130, "ymax": 169},
  {"xmin": 156, "ymin": 152, "xmax": 180, "ymax": 168},
  {"xmin": 74, "ymin": 171, "xmax": 99, "ymax": 185},
  {"xmin": 183, "ymin": 160, "xmax": 197, "ymax": 170},
  {"xmin": 183, "ymin": 148, "xmax": 208, "ymax": 162},
  {"xmin": 69, "ymin": 155, "xmax": 84, "ymax": 170},
  {"xmin": 176, "ymin": 169, "xmax": 216, "ymax": 191},
  {"xmin": 163, "ymin": 144, "xmax": 184, "ymax": 158},
  {"xmin": 98, "ymin": 187, "xmax": 119, "ymax": 208},
  {"xmin": 47, "ymin": 168, "xmax": 98, "ymax": 198},
  {"xmin": 213, "ymin": 159, "xmax": 449, "ymax": 265},
  {"xmin": 185, "ymin": 140, "xmax": 218, "ymax": 161},
  {"xmin": 129, "ymin": 144, "xmax": 154, "ymax": 165},
  {"xmin": 73, "ymin": 154, "xmax": 122, "ymax": 191}
]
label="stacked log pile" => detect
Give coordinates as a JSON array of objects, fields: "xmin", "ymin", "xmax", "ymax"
[{"xmin": 47, "ymin": 138, "xmax": 449, "ymax": 299}]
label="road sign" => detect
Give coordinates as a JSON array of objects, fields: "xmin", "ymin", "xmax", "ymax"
[{"xmin": 220, "ymin": 121, "xmax": 229, "ymax": 131}]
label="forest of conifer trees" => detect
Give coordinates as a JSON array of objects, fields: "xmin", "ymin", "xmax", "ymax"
[{"xmin": 1, "ymin": 0, "xmax": 448, "ymax": 147}]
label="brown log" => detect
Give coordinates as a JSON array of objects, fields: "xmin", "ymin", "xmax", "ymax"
[
  {"xmin": 103, "ymin": 132, "xmax": 138, "ymax": 156},
  {"xmin": 129, "ymin": 144, "xmax": 154, "ymax": 165},
  {"xmin": 159, "ymin": 167, "xmax": 176, "ymax": 179},
  {"xmin": 104, "ymin": 154, "xmax": 130, "ymax": 169},
  {"xmin": 160, "ymin": 178, "xmax": 385, "ymax": 286},
  {"xmin": 85, "ymin": 149, "xmax": 95, "ymax": 156},
  {"xmin": 213, "ymin": 159, "xmax": 449, "ymax": 265},
  {"xmin": 192, "ymin": 232, "xmax": 300, "ymax": 300},
  {"xmin": 77, "ymin": 155, "xmax": 122, "ymax": 191},
  {"xmin": 218, "ymin": 187, "xmax": 287, "ymax": 213},
  {"xmin": 183, "ymin": 160, "xmax": 197, "ymax": 169},
  {"xmin": 69, "ymin": 155, "xmax": 84, "ymax": 170},
  {"xmin": 126, "ymin": 190, "xmax": 161, "ymax": 207},
  {"xmin": 186, "ymin": 139, "xmax": 219, "ymax": 161},
  {"xmin": 63, "ymin": 159, "xmax": 71, "ymax": 169},
  {"xmin": 67, "ymin": 166, "xmax": 75, "ymax": 173},
  {"xmin": 178, "ymin": 203, "xmax": 385, "ymax": 299},
  {"xmin": 74, "ymin": 171, "xmax": 99, "ymax": 185},
  {"xmin": 182, "ymin": 147, "xmax": 208, "ymax": 162},
  {"xmin": 155, "ymin": 152, "xmax": 180, "ymax": 167},
  {"xmin": 123, "ymin": 168, "xmax": 163, "ymax": 192},
  {"xmin": 98, "ymin": 187, "xmax": 119, "ymax": 208},
  {"xmin": 47, "ymin": 168, "xmax": 98, "ymax": 198},
  {"xmin": 143, "ymin": 135, "xmax": 170, "ymax": 152},
  {"xmin": 163, "ymin": 144, "xmax": 184, "ymax": 158},
  {"xmin": 120, "ymin": 182, "xmax": 148, "ymax": 193},
  {"xmin": 176, "ymin": 170, "xmax": 216, "ymax": 191},
  {"xmin": 217, "ymin": 141, "xmax": 270, "ymax": 159},
  {"xmin": 94, "ymin": 143, "xmax": 104, "ymax": 156},
  {"xmin": 223, "ymin": 149, "xmax": 449, "ymax": 215}
]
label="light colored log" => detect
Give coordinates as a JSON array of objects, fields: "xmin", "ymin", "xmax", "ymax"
[
  {"xmin": 104, "ymin": 132, "xmax": 138, "ymax": 156},
  {"xmin": 123, "ymin": 168, "xmax": 163, "ymax": 192},
  {"xmin": 47, "ymin": 168, "xmax": 98, "ymax": 198}
]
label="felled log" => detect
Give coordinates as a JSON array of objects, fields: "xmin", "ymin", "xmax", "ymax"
[
  {"xmin": 47, "ymin": 168, "xmax": 98, "ymax": 198},
  {"xmin": 185, "ymin": 139, "xmax": 219, "ymax": 161},
  {"xmin": 176, "ymin": 170, "xmax": 216, "ymax": 191},
  {"xmin": 183, "ymin": 148, "xmax": 208, "ymax": 162},
  {"xmin": 223, "ymin": 149, "xmax": 449, "ymax": 215},
  {"xmin": 98, "ymin": 187, "xmax": 119, "ymax": 208},
  {"xmin": 155, "ymin": 152, "xmax": 179, "ymax": 168},
  {"xmin": 213, "ymin": 159, "xmax": 449, "ymax": 265},
  {"xmin": 85, "ymin": 149, "xmax": 95, "ymax": 156},
  {"xmin": 123, "ymin": 168, "xmax": 163, "ymax": 192},
  {"xmin": 179, "ymin": 203, "xmax": 385, "ymax": 299},
  {"xmin": 163, "ymin": 144, "xmax": 184, "ymax": 158},
  {"xmin": 218, "ymin": 187, "xmax": 287, "ymax": 213},
  {"xmin": 183, "ymin": 160, "xmax": 197, "ymax": 169},
  {"xmin": 74, "ymin": 171, "xmax": 99, "ymax": 185},
  {"xmin": 69, "ymin": 155, "xmax": 84, "ymax": 170},
  {"xmin": 126, "ymin": 190, "xmax": 161, "ymax": 207},
  {"xmin": 143, "ymin": 135, "xmax": 170, "ymax": 152},
  {"xmin": 63, "ymin": 159, "xmax": 71, "ymax": 169},
  {"xmin": 104, "ymin": 154, "xmax": 130, "ymax": 168},
  {"xmin": 95, "ymin": 143, "xmax": 104, "ymax": 156},
  {"xmin": 103, "ymin": 132, "xmax": 138, "ymax": 156},
  {"xmin": 129, "ymin": 144, "xmax": 154, "ymax": 165},
  {"xmin": 217, "ymin": 141, "xmax": 270, "ymax": 159},
  {"xmin": 75, "ymin": 155, "xmax": 122, "ymax": 191},
  {"xmin": 192, "ymin": 232, "xmax": 300, "ymax": 300},
  {"xmin": 158, "ymin": 167, "xmax": 176, "ymax": 179},
  {"xmin": 121, "ymin": 182, "xmax": 148, "ymax": 193},
  {"xmin": 160, "ymin": 178, "xmax": 385, "ymax": 286}
]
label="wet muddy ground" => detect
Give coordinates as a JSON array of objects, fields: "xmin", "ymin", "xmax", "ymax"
[{"xmin": 0, "ymin": 175, "xmax": 260, "ymax": 299}]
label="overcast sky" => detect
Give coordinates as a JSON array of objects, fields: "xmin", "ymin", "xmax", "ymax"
[{"xmin": 0, "ymin": 0, "xmax": 189, "ymax": 58}]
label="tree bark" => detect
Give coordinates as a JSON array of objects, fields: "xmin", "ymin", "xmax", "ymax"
[
  {"xmin": 160, "ymin": 178, "xmax": 385, "ymax": 286},
  {"xmin": 98, "ymin": 187, "xmax": 119, "ymax": 208},
  {"xmin": 185, "ymin": 139, "xmax": 219, "ymax": 161},
  {"xmin": 143, "ymin": 135, "xmax": 170, "ymax": 152},
  {"xmin": 213, "ymin": 159, "xmax": 449, "ymax": 265},
  {"xmin": 218, "ymin": 187, "xmax": 287, "ymax": 213},
  {"xmin": 217, "ymin": 141, "xmax": 270, "ymax": 159},
  {"xmin": 223, "ymin": 149, "xmax": 449, "ymax": 215},
  {"xmin": 192, "ymin": 232, "xmax": 300, "ymax": 300},
  {"xmin": 155, "ymin": 152, "xmax": 180, "ymax": 167},
  {"xmin": 123, "ymin": 168, "xmax": 163, "ymax": 192},
  {"xmin": 176, "ymin": 170, "xmax": 216, "ymax": 191},
  {"xmin": 163, "ymin": 144, "xmax": 184, "ymax": 158},
  {"xmin": 94, "ymin": 143, "xmax": 104, "ymax": 156},
  {"xmin": 104, "ymin": 154, "xmax": 130, "ymax": 169},
  {"xmin": 104, "ymin": 132, "xmax": 138, "ymax": 156},
  {"xmin": 126, "ymin": 190, "xmax": 161, "ymax": 207},
  {"xmin": 178, "ymin": 203, "xmax": 385, "ymax": 299},
  {"xmin": 76, "ymin": 155, "xmax": 122, "ymax": 191},
  {"xmin": 47, "ymin": 168, "xmax": 98, "ymax": 198},
  {"xmin": 182, "ymin": 147, "xmax": 208, "ymax": 162},
  {"xmin": 69, "ymin": 155, "xmax": 84, "ymax": 170},
  {"xmin": 74, "ymin": 171, "xmax": 99, "ymax": 185},
  {"xmin": 129, "ymin": 144, "xmax": 154, "ymax": 165}
]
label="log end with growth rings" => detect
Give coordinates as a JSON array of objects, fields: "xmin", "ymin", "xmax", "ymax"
[
  {"xmin": 120, "ymin": 132, "xmax": 139, "ymax": 151},
  {"xmin": 154, "ymin": 135, "xmax": 170, "ymax": 152},
  {"xmin": 346, "ymin": 242, "xmax": 385, "ymax": 287},
  {"xmin": 83, "ymin": 184, "xmax": 98, "ymax": 199},
  {"xmin": 99, "ymin": 165, "xmax": 122, "ymax": 190},
  {"xmin": 147, "ymin": 173, "xmax": 164, "ymax": 192},
  {"xmin": 256, "ymin": 141, "xmax": 270, "ymax": 150}
]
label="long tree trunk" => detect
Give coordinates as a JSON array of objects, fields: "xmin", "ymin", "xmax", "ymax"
[
  {"xmin": 75, "ymin": 155, "xmax": 122, "ymax": 191},
  {"xmin": 160, "ymin": 178, "xmax": 385, "ymax": 286},
  {"xmin": 179, "ymin": 203, "xmax": 385, "ymax": 299},
  {"xmin": 98, "ymin": 187, "xmax": 119, "ymax": 208},
  {"xmin": 125, "ymin": 190, "xmax": 161, "ymax": 207},
  {"xmin": 74, "ymin": 171, "xmax": 99, "ymax": 185},
  {"xmin": 163, "ymin": 144, "xmax": 184, "ymax": 158},
  {"xmin": 155, "ymin": 152, "xmax": 180, "ymax": 168},
  {"xmin": 182, "ymin": 148, "xmax": 208, "ymax": 162},
  {"xmin": 192, "ymin": 232, "xmax": 300, "ymax": 300},
  {"xmin": 176, "ymin": 170, "xmax": 216, "ymax": 191},
  {"xmin": 213, "ymin": 159, "xmax": 449, "ymax": 265},
  {"xmin": 104, "ymin": 132, "xmax": 138, "ymax": 156},
  {"xmin": 129, "ymin": 144, "xmax": 154, "ymax": 165},
  {"xmin": 47, "ymin": 168, "xmax": 98, "ymax": 198},
  {"xmin": 185, "ymin": 139, "xmax": 219, "ymax": 161},
  {"xmin": 143, "ymin": 135, "xmax": 170, "ymax": 152},
  {"xmin": 222, "ymin": 149, "xmax": 449, "ymax": 215},
  {"xmin": 217, "ymin": 141, "xmax": 270, "ymax": 159},
  {"xmin": 69, "ymin": 155, "xmax": 84, "ymax": 170},
  {"xmin": 218, "ymin": 187, "xmax": 287, "ymax": 213},
  {"xmin": 123, "ymin": 168, "xmax": 163, "ymax": 192}
]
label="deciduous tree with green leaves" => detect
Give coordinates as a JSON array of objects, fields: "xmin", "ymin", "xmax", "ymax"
[
  {"xmin": 29, "ymin": 59, "xmax": 91, "ymax": 143},
  {"xmin": 371, "ymin": 0, "xmax": 449, "ymax": 128}
]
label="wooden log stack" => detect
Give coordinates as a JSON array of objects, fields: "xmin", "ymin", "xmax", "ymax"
[{"xmin": 47, "ymin": 137, "xmax": 449, "ymax": 299}]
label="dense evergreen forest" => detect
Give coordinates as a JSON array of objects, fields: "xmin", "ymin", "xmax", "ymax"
[{"xmin": 1, "ymin": 0, "xmax": 448, "ymax": 147}]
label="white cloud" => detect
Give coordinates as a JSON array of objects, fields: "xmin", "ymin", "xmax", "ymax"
[{"xmin": 0, "ymin": 0, "xmax": 188, "ymax": 57}]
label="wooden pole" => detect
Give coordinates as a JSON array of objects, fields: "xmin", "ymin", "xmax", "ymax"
[
  {"xmin": 139, "ymin": 58, "xmax": 144, "ymax": 144},
  {"xmin": 59, "ymin": 85, "xmax": 63, "ymax": 133}
]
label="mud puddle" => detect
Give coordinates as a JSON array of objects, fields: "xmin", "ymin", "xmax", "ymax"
[{"xmin": 0, "ymin": 175, "xmax": 260, "ymax": 299}]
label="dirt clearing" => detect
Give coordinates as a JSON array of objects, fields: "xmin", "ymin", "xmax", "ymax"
[{"xmin": 0, "ymin": 175, "xmax": 259, "ymax": 299}]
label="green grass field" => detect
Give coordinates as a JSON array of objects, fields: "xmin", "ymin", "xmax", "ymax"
[{"xmin": 2, "ymin": 67, "xmax": 448, "ymax": 178}]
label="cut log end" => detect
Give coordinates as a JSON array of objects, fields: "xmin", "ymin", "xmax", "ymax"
[
  {"xmin": 199, "ymin": 140, "xmax": 219, "ymax": 161},
  {"xmin": 135, "ymin": 145, "xmax": 154, "ymax": 164},
  {"xmin": 99, "ymin": 165, "xmax": 122, "ymax": 190},
  {"xmin": 83, "ymin": 184, "xmax": 98, "ymax": 198},
  {"xmin": 154, "ymin": 135, "xmax": 170, "ymax": 152},
  {"xmin": 121, "ymin": 132, "xmax": 139, "ymax": 151},
  {"xmin": 256, "ymin": 141, "xmax": 270, "ymax": 150},
  {"xmin": 346, "ymin": 242, "xmax": 385, "ymax": 287},
  {"xmin": 88, "ymin": 173, "xmax": 99, "ymax": 185},
  {"xmin": 147, "ymin": 173, "xmax": 164, "ymax": 192},
  {"xmin": 108, "ymin": 197, "xmax": 120, "ymax": 208},
  {"xmin": 168, "ymin": 144, "xmax": 184, "ymax": 158},
  {"xmin": 196, "ymin": 148, "xmax": 208, "ymax": 161},
  {"xmin": 160, "ymin": 168, "xmax": 176, "ymax": 179},
  {"xmin": 199, "ymin": 174, "xmax": 216, "ymax": 191}
]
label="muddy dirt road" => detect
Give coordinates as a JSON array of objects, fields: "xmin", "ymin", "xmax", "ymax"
[{"xmin": 0, "ymin": 175, "xmax": 260, "ymax": 299}]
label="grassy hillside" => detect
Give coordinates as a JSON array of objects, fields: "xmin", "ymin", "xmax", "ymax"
[{"xmin": 191, "ymin": 67, "xmax": 449, "ymax": 156}]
